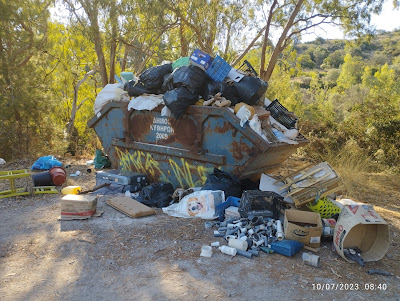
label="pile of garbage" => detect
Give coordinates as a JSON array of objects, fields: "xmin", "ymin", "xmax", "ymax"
[{"xmin": 94, "ymin": 49, "xmax": 301, "ymax": 145}]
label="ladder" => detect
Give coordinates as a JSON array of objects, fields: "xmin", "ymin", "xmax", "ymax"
[
  {"xmin": 0, "ymin": 169, "xmax": 31, "ymax": 198},
  {"xmin": 0, "ymin": 169, "xmax": 60, "ymax": 198}
]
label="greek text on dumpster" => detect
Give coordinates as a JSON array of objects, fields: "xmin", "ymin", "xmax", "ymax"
[{"xmin": 150, "ymin": 117, "xmax": 174, "ymax": 140}]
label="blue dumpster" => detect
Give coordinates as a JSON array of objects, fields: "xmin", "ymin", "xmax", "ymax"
[{"xmin": 88, "ymin": 101, "xmax": 308, "ymax": 188}]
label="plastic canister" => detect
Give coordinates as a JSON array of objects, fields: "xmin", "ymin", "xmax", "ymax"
[
  {"xmin": 228, "ymin": 238, "xmax": 248, "ymax": 251},
  {"xmin": 219, "ymin": 245, "xmax": 237, "ymax": 256},
  {"xmin": 61, "ymin": 186, "xmax": 82, "ymax": 195}
]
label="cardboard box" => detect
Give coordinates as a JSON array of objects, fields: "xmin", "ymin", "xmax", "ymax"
[
  {"xmin": 334, "ymin": 205, "xmax": 389, "ymax": 262},
  {"xmin": 284, "ymin": 209, "xmax": 322, "ymax": 247},
  {"xmin": 61, "ymin": 195, "xmax": 98, "ymax": 220}
]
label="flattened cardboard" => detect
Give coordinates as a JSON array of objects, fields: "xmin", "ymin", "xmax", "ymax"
[
  {"xmin": 334, "ymin": 205, "xmax": 389, "ymax": 262},
  {"xmin": 60, "ymin": 194, "xmax": 97, "ymax": 220},
  {"xmin": 107, "ymin": 196, "xmax": 155, "ymax": 218},
  {"xmin": 284, "ymin": 209, "xmax": 322, "ymax": 248}
]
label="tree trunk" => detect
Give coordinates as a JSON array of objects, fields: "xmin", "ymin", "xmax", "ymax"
[
  {"xmin": 231, "ymin": 24, "xmax": 267, "ymax": 67},
  {"xmin": 109, "ymin": 0, "xmax": 118, "ymax": 84},
  {"xmin": 223, "ymin": 23, "xmax": 232, "ymax": 60},
  {"xmin": 66, "ymin": 67, "xmax": 98, "ymax": 137},
  {"xmin": 81, "ymin": 1, "xmax": 108, "ymax": 87},
  {"xmin": 259, "ymin": 0, "xmax": 278, "ymax": 79},
  {"xmin": 121, "ymin": 45, "xmax": 129, "ymax": 71},
  {"xmin": 263, "ymin": 0, "xmax": 304, "ymax": 81},
  {"xmin": 179, "ymin": 22, "xmax": 188, "ymax": 57}
]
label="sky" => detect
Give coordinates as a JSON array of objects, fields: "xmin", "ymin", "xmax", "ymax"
[
  {"xmin": 51, "ymin": 1, "xmax": 400, "ymax": 44},
  {"xmin": 301, "ymin": 1, "xmax": 400, "ymax": 42}
]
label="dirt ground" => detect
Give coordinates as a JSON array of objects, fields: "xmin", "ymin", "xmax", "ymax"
[{"xmin": 0, "ymin": 157, "xmax": 399, "ymax": 301}]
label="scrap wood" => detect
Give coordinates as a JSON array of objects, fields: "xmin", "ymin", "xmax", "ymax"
[
  {"xmin": 107, "ymin": 196, "xmax": 156, "ymax": 218},
  {"xmin": 79, "ymin": 183, "xmax": 110, "ymax": 194},
  {"xmin": 304, "ymin": 246, "xmax": 319, "ymax": 253}
]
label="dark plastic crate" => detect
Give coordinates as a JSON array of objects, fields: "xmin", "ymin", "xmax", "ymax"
[
  {"xmin": 238, "ymin": 190, "xmax": 283, "ymax": 219},
  {"xmin": 267, "ymin": 99, "xmax": 297, "ymax": 129},
  {"xmin": 205, "ymin": 56, "xmax": 232, "ymax": 82}
]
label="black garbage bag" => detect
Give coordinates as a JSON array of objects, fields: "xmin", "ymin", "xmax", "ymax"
[
  {"xmin": 202, "ymin": 80, "xmax": 242, "ymax": 105},
  {"xmin": 163, "ymin": 87, "xmax": 199, "ymax": 119},
  {"xmin": 220, "ymin": 82, "xmax": 242, "ymax": 105},
  {"xmin": 139, "ymin": 63, "xmax": 173, "ymax": 92},
  {"xmin": 124, "ymin": 80, "xmax": 152, "ymax": 97},
  {"xmin": 202, "ymin": 168, "xmax": 243, "ymax": 198},
  {"xmin": 162, "ymin": 73, "xmax": 174, "ymax": 93},
  {"xmin": 202, "ymin": 80, "xmax": 221, "ymax": 100},
  {"xmin": 172, "ymin": 65, "xmax": 207, "ymax": 94},
  {"xmin": 234, "ymin": 76, "xmax": 268, "ymax": 105},
  {"xmin": 136, "ymin": 183, "xmax": 174, "ymax": 208}
]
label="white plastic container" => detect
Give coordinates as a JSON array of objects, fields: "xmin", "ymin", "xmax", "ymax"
[
  {"xmin": 228, "ymin": 238, "xmax": 248, "ymax": 251},
  {"xmin": 219, "ymin": 246, "xmax": 237, "ymax": 256},
  {"xmin": 302, "ymin": 252, "xmax": 320, "ymax": 268},
  {"xmin": 200, "ymin": 246, "xmax": 213, "ymax": 257}
]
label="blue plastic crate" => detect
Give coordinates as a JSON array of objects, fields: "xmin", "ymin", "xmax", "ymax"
[
  {"xmin": 215, "ymin": 196, "xmax": 241, "ymax": 221},
  {"xmin": 206, "ymin": 56, "xmax": 232, "ymax": 82},
  {"xmin": 270, "ymin": 240, "xmax": 304, "ymax": 256}
]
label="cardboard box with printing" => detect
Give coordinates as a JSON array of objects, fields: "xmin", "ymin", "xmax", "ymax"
[
  {"xmin": 61, "ymin": 195, "xmax": 98, "ymax": 220},
  {"xmin": 284, "ymin": 209, "xmax": 322, "ymax": 248}
]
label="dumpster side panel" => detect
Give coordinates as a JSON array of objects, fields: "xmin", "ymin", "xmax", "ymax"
[
  {"xmin": 202, "ymin": 116, "xmax": 260, "ymax": 168},
  {"xmin": 89, "ymin": 103, "xmax": 128, "ymax": 165},
  {"xmin": 129, "ymin": 110, "xmax": 198, "ymax": 150},
  {"xmin": 114, "ymin": 146, "xmax": 215, "ymax": 188}
]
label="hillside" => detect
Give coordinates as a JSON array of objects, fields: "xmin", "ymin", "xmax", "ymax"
[{"xmin": 294, "ymin": 30, "xmax": 400, "ymax": 72}]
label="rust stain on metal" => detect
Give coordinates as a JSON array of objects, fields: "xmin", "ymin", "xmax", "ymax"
[
  {"xmin": 129, "ymin": 114, "xmax": 153, "ymax": 141},
  {"xmin": 168, "ymin": 117, "xmax": 197, "ymax": 147},
  {"xmin": 214, "ymin": 121, "xmax": 231, "ymax": 134}
]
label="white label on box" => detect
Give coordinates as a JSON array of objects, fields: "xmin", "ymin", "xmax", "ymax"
[
  {"xmin": 310, "ymin": 236, "xmax": 321, "ymax": 244},
  {"xmin": 200, "ymin": 60, "xmax": 206, "ymax": 64}
]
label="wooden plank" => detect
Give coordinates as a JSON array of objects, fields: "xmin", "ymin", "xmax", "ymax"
[
  {"xmin": 107, "ymin": 196, "xmax": 156, "ymax": 218},
  {"xmin": 278, "ymin": 168, "xmax": 323, "ymax": 191}
]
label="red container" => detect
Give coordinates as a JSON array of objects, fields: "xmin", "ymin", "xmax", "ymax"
[{"xmin": 49, "ymin": 167, "xmax": 66, "ymax": 186}]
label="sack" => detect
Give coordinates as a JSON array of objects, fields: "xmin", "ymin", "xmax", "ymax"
[
  {"xmin": 139, "ymin": 64, "xmax": 173, "ymax": 92},
  {"xmin": 31, "ymin": 155, "xmax": 63, "ymax": 170},
  {"xmin": 136, "ymin": 183, "xmax": 174, "ymax": 208},
  {"xmin": 234, "ymin": 76, "xmax": 268, "ymax": 105},
  {"xmin": 94, "ymin": 149, "xmax": 111, "ymax": 169},
  {"xmin": 162, "ymin": 190, "xmax": 225, "ymax": 219},
  {"xmin": 202, "ymin": 168, "xmax": 242, "ymax": 198},
  {"xmin": 163, "ymin": 87, "xmax": 199, "ymax": 119},
  {"xmin": 124, "ymin": 80, "xmax": 152, "ymax": 97},
  {"xmin": 94, "ymin": 83, "xmax": 128, "ymax": 114},
  {"xmin": 172, "ymin": 65, "xmax": 207, "ymax": 94}
]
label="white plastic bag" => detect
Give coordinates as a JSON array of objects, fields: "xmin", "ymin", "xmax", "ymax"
[
  {"xmin": 94, "ymin": 83, "xmax": 129, "ymax": 114},
  {"xmin": 162, "ymin": 190, "xmax": 225, "ymax": 220},
  {"xmin": 128, "ymin": 94, "xmax": 164, "ymax": 111},
  {"xmin": 236, "ymin": 106, "xmax": 251, "ymax": 127}
]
